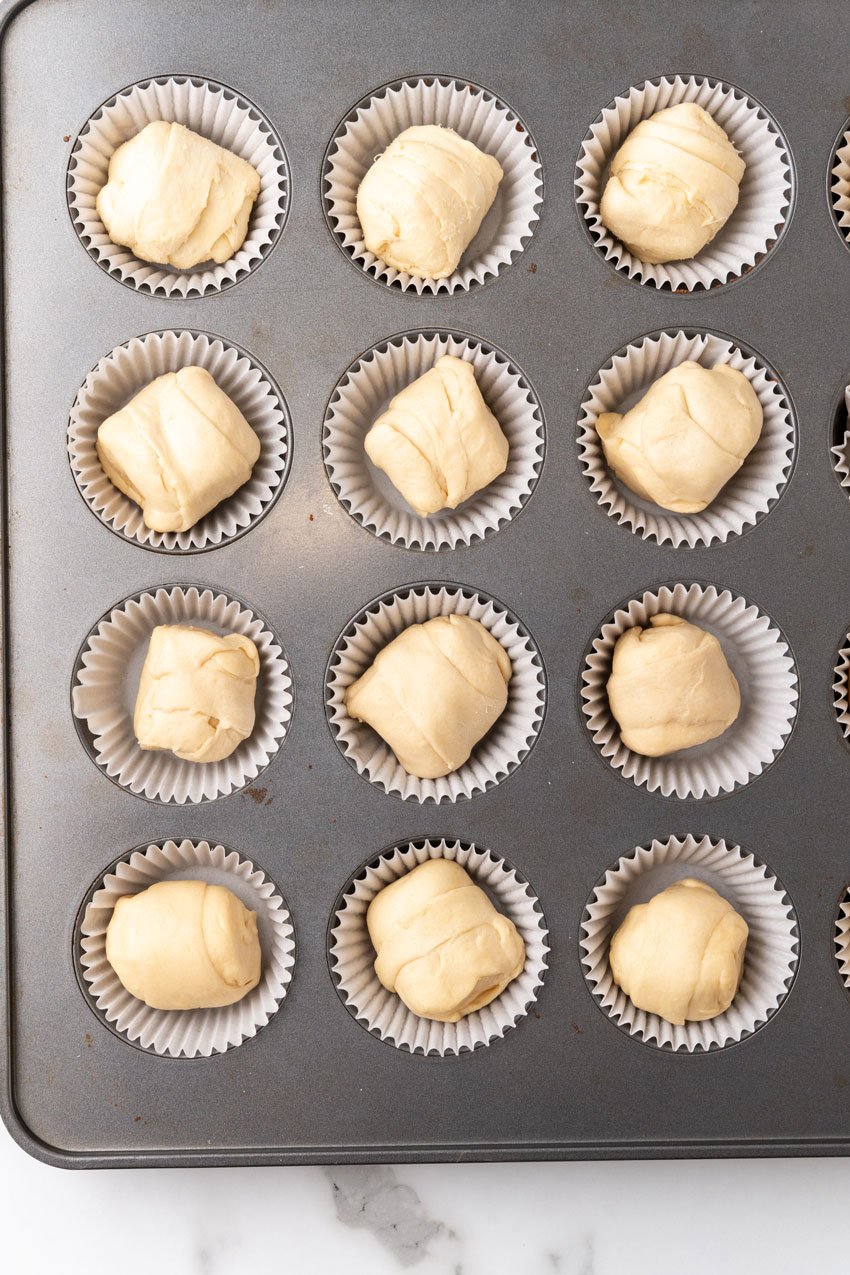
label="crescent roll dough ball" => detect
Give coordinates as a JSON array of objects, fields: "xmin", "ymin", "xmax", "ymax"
[
  {"xmin": 134, "ymin": 624, "xmax": 260, "ymax": 764},
  {"xmin": 367, "ymin": 859, "xmax": 525, "ymax": 1022},
  {"xmin": 96, "ymin": 120, "xmax": 261, "ymax": 269},
  {"xmin": 356, "ymin": 124, "xmax": 503, "ymax": 279},
  {"xmin": 606, "ymin": 614, "xmax": 740, "ymax": 757},
  {"xmin": 599, "ymin": 102, "xmax": 745, "ymax": 263},
  {"xmin": 364, "ymin": 355, "xmax": 509, "ymax": 516},
  {"xmin": 97, "ymin": 367, "xmax": 261, "ymax": 533},
  {"xmin": 106, "ymin": 879, "xmax": 261, "ymax": 1010},
  {"xmin": 344, "ymin": 614, "xmax": 511, "ymax": 779},
  {"xmin": 596, "ymin": 361, "xmax": 763, "ymax": 514},
  {"xmin": 609, "ymin": 878, "xmax": 749, "ymax": 1025}
]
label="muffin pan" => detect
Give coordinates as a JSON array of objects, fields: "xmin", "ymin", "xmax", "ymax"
[{"xmin": 4, "ymin": 0, "xmax": 850, "ymax": 1166}]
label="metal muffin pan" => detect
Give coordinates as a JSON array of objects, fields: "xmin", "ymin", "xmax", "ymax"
[{"xmin": 3, "ymin": 0, "xmax": 850, "ymax": 1166}]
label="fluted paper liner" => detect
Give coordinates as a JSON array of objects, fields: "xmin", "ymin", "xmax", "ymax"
[
  {"xmin": 67, "ymin": 75, "xmax": 289, "ymax": 297},
  {"xmin": 575, "ymin": 75, "xmax": 793, "ymax": 291},
  {"xmin": 578, "ymin": 330, "xmax": 795, "ymax": 547},
  {"xmin": 829, "ymin": 121, "xmax": 850, "ymax": 248},
  {"xmin": 832, "ymin": 633, "xmax": 850, "ymax": 740},
  {"xmin": 330, "ymin": 838, "xmax": 548, "ymax": 1055},
  {"xmin": 72, "ymin": 586, "xmax": 293, "ymax": 804},
  {"xmin": 326, "ymin": 584, "xmax": 545, "ymax": 802},
  {"xmin": 580, "ymin": 835, "xmax": 798, "ymax": 1052},
  {"xmin": 78, "ymin": 839, "xmax": 294, "ymax": 1057},
  {"xmin": 68, "ymin": 330, "xmax": 291, "ymax": 552},
  {"xmin": 829, "ymin": 385, "xmax": 850, "ymax": 494},
  {"xmin": 835, "ymin": 890, "xmax": 850, "ymax": 992},
  {"xmin": 322, "ymin": 76, "xmax": 543, "ymax": 294},
  {"xmin": 324, "ymin": 331, "xmax": 544, "ymax": 549},
  {"xmin": 581, "ymin": 583, "xmax": 798, "ymax": 799}
]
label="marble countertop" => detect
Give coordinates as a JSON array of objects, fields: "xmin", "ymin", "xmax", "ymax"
[{"xmin": 2, "ymin": 1121, "xmax": 847, "ymax": 1272}]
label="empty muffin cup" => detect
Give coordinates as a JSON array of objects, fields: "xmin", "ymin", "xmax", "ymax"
[
  {"xmin": 329, "ymin": 837, "xmax": 548, "ymax": 1055},
  {"xmin": 580, "ymin": 834, "xmax": 799, "ymax": 1052},
  {"xmin": 323, "ymin": 330, "xmax": 544, "ymax": 549},
  {"xmin": 575, "ymin": 74, "xmax": 793, "ymax": 291},
  {"xmin": 67, "ymin": 74, "xmax": 289, "ymax": 297},
  {"xmin": 325, "ymin": 583, "xmax": 546, "ymax": 802},
  {"xmin": 580, "ymin": 582, "xmax": 798, "ymax": 799},
  {"xmin": 77, "ymin": 838, "xmax": 295, "ymax": 1058},
  {"xmin": 68, "ymin": 329, "xmax": 291, "ymax": 552},
  {"xmin": 322, "ymin": 75, "xmax": 543, "ymax": 294},
  {"xmin": 829, "ymin": 117, "xmax": 850, "ymax": 250},
  {"xmin": 72, "ymin": 585, "xmax": 293, "ymax": 804},
  {"xmin": 577, "ymin": 329, "xmax": 795, "ymax": 547}
]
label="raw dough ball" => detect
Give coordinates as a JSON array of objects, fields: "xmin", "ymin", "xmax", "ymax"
[
  {"xmin": 344, "ymin": 614, "xmax": 511, "ymax": 779},
  {"xmin": 96, "ymin": 121, "xmax": 261, "ymax": 269},
  {"xmin": 606, "ymin": 614, "xmax": 740, "ymax": 757},
  {"xmin": 365, "ymin": 355, "xmax": 509, "ymax": 516},
  {"xmin": 609, "ymin": 878, "xmax": 749, "ymax": 1025},
  {"xmin": 97, "ymin": 367, "xmax": 261, "ymax": 533},
  {"xmin": 367, "ymin": 858, "xmax": 525, "ymax": 1022},
  {"xmin": 356, "ymin": 124, "xmax": 503, "ymax": 279},
  {"xmin": 106, "ymin": 879, "xmax": 261, "ymax": 1010},
  {"xmin": 134, "ymin": 624, "xmax": 260, "ymax": 763},
  {"xmin": 599, "ymin": 103, "xmax": 745, "ymax": 263},
  {"xmin": 597, "ymin": 361, "xmax": 763, "ymax": 513}
]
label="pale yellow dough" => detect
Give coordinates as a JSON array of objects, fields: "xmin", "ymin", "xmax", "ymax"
[
  {"xmin": 356, "ymin": 124, "xmax": 503, "ymax": 279},
  {"xmin": 367, "ymin": 859, "xmax": 525, "ymax": 1022},
  {"xmin": 599, "ymin": 102, "xmax": 745, "ymax": 264},
  {"xmin": 134, "ymin": 624, "xmax": 260, "ymax": 763},
  {"xmin": 597, "ymin": 361, "xmax": 763, "ymax": 513},
  {"xmin": 609, "ymin": 878, "xmax": 749, "ymax": 1025},
  {"xmin": 97, "ymin": 367, "xmax": 261, "ymax": 533},
  {"xmin": 344, "ymin": 614, "xmax": 511, "ymax": 779},
  {"xmin": 106, "ymin": 879, "xmax": 261, "ymax": 1010},
  {"xmin": 365, "ymin": 355, "xmax": 509, "ymax": 516},
  {"xmin": 96, "ymin": 121, "xmax": 261, "ymax": 269},
  {"xmin": 607, "ymin": 614, "xmax": 740, "ymax": 757}
]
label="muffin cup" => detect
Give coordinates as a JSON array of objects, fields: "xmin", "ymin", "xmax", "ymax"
[
  {"xmin": 832, "ymin": 633, "xmax": 850, "ymax": 740},
  {"xmin": 68, "ymin": 329, "xmax": 291, "ymax": 552},
  {"xmin": 71, "ymin": 585, "xmax": 293, "ymax": 804},
  {"xmin": 829, "ymin": 385, "xmax": 850, "ymax": 492},
  {"xmin": 322, "ymin": 75, "xmax": 543, "ymax": 294},
  {"xmin": 67, "ymin": 74, "xmax": 289, "ymax": 297},
  {"xmin": 579, "ymin": 835, "xmax": 799, "ymax": 1052},
  {"xmin": 835, "ymin": 889, "xmax": 850, "ymax": 992},
  {"xmin": 329, "ymin": 838, "xmax": 548, "ymax": 1055},
  {"xmin": 323, "ymin": 330, "xmax": 544, "ymax": 549},
  {"xmin": 577, "ymin": 329, "xmax": 795, "ymax": 547},
  {"xmin": 325, "ymin": 583, "xmax": 546, "ymax": 803},
  {"xmin": 575, "ymin": 74, "xmax": 793, "ymax": 291},
  {"xmin": 77, "ymin": 838, "xmax": 295, "ymax": 1058},
  {"xmin": 580, "ymin": 582, "xmax": 798, "ymax": 800},
  {"xmin": 829, "ymin": 118, "xmax": 850, "ymax": 249}
]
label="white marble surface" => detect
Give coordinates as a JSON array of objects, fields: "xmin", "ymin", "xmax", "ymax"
[{"xmin": 2, "ymin": 1120, "xmax": 848, "ymax": 1272}]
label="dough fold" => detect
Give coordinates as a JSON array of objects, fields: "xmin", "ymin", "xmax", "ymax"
[
  {"xmin": 106, "ymin": 879, "xmax": 261, "ymax": 1010},
  {"xmin": 367, "ymin": 859, "xmax": 525, "ymax": 1022},
  {"xmin": 96, "ymin": 120, "xmax": 261, "ymax": 268},
  {"xmin": 599, "ymin": 102, "xmax": 745, "ymax": 263},
  {"xmin": 365, "ymin": 354, "xmax": 509, "ymax": 516},
  {"xmin": 606, "ymin": 614, "xmax": 740, "ymax": 757},
  {"xmin": 344, "ymin": 614, "xmax": 511, "ymax": 779},
  {"xmin": 609, "ymin": 878, "xmax": 749, "ymax": 1025},
  {"xmin": 597, "ymin": 361, "xmax": 763, "ymax": 513},
  {"xmin": 134, "ymin": 624, "xmax": 260, "ymax": 763},
  {"xmin": 97, "ymin": 366, "xmax": 261, "ymax": 533},
  {"xmin": 356, "ymin": 124, "xmax": 503, "ymax": 278}
]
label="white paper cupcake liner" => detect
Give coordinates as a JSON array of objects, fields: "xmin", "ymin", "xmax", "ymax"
[
  {"xmin": 322, "ymin": 76, "xmax": 543, "ymax": 294},
  {"xmin": 578, "ymin": 329, "xmax": 795, "ymax": 547},
  {"xmin": 68, "ymin": 330, "xmax": 291, "ymax": 552},
  {"xmin": 575, "ymin": 75, "xmax": 793, "ymax": 291},
  {"xmin": 829, "ymin": 118, "xmax": 850, "ymax": 248},
  {"xmin": 829, "ymin": 385, "xmax": 850, "ymax": 493},
  {"xmin": 580, "ymin": 835, "xmax": 799, "ymax": 1052},
  {"xmin": 329, "ymin": 838, "xmax": 548, "ymax": 1055},
  {"xmin": 581, "ymin": 583, "xmax": 798, "ymax": 799},
  {"xmin": 67, "ymin": 75, "xmax": 289, "ymax": 297},
  {"xmin": 832, "ymin": 634, "xmax": 850, "ymax": 740},
  {"xmin": 71, "ymin": 585, "xmax": 293, "ymax": 804},
  {"xmin": 326, "ymin": 584, "xmax": 546, "ymax": 802},
  {"xmin": 78, "ymin": 839, "xmax": 295, "ymax": 1058},
  {"xmin": 323, "ymin": 331, "xmax": 544, "ymax": 550},
  {"xmin": 835, "ymin": 889, "xmax": 850, "ymax": 992}
]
